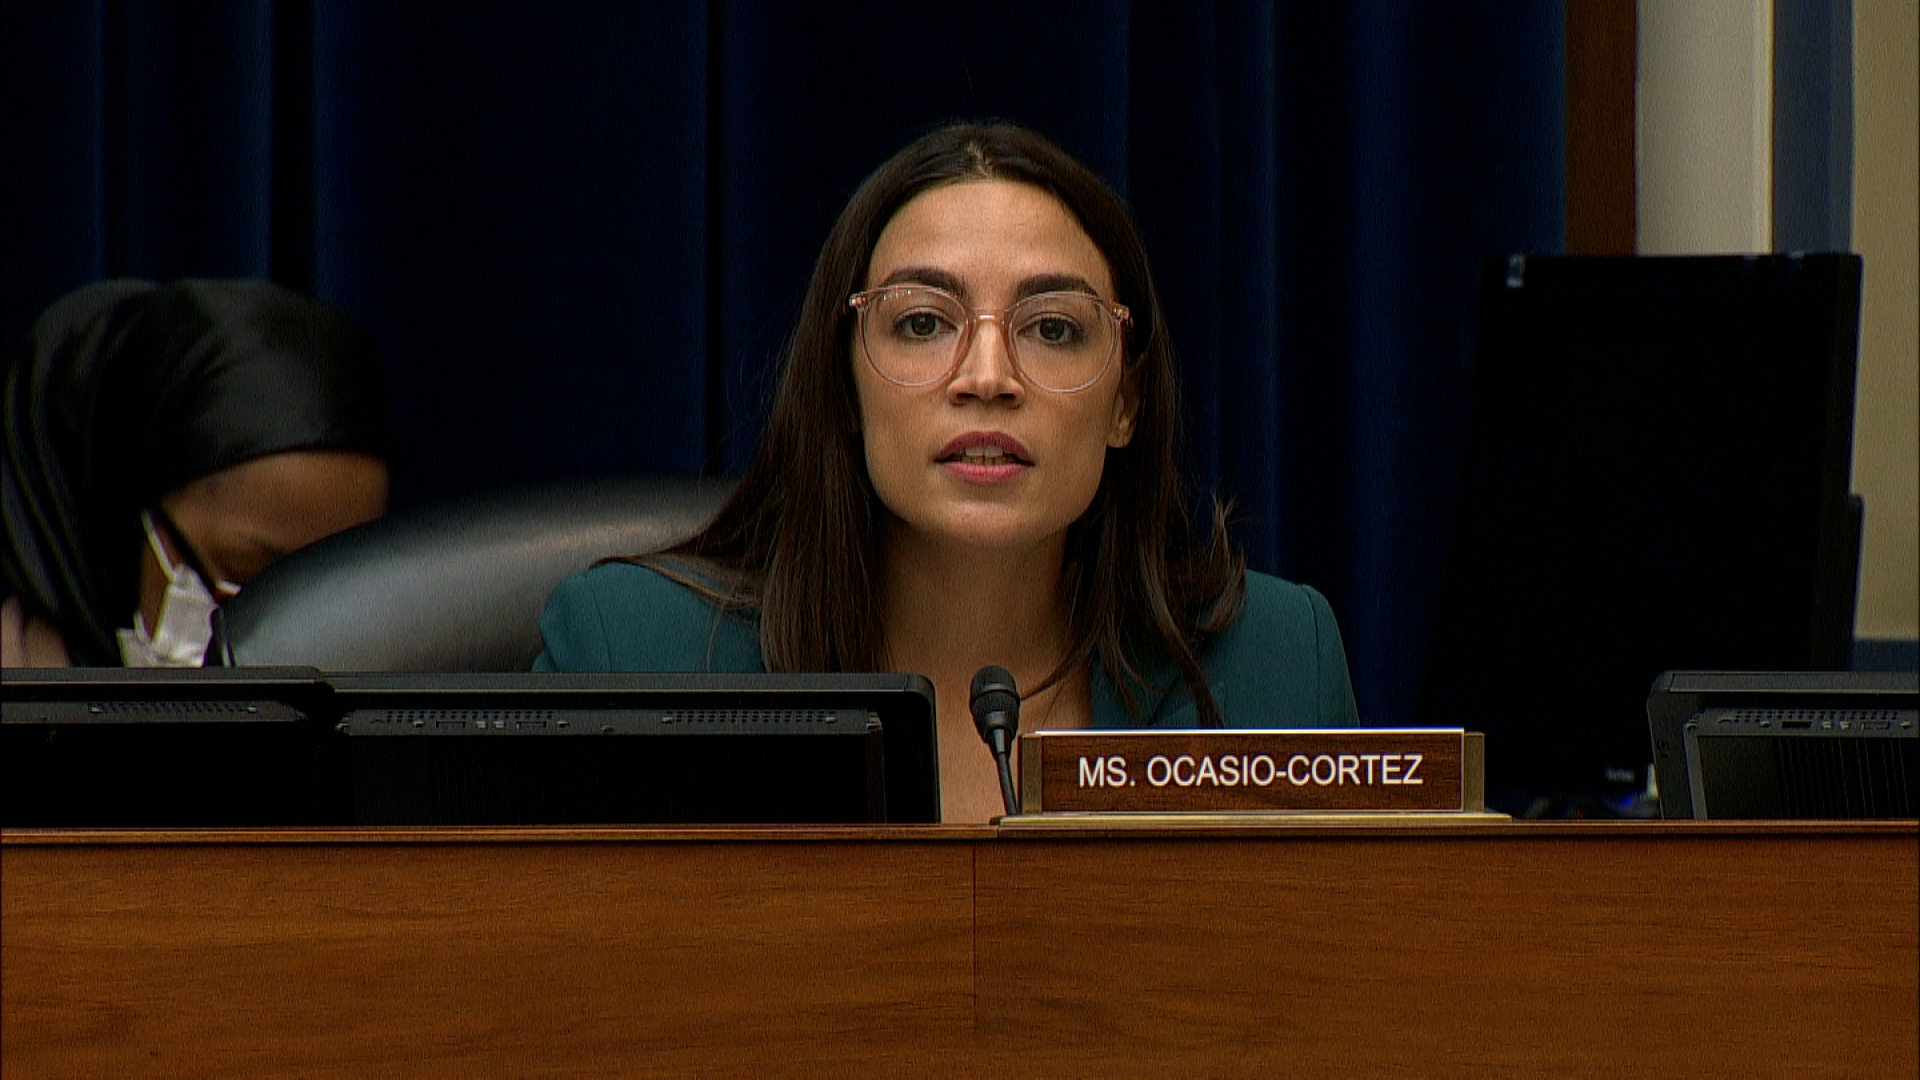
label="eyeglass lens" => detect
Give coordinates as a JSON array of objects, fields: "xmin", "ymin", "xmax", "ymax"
[{"xmin": 860, "ymin": 288, "xmax": 1118, "ymax": 391}]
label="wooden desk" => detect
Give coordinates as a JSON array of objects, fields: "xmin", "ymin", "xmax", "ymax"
[{"xmin": 4, "ymin": 821, "xmax": 1914, "ymax": 1078}]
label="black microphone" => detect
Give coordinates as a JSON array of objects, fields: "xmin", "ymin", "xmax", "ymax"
[{"xmin": 969, "ymin": 665, "xmax": 1022, "ymax": 818}]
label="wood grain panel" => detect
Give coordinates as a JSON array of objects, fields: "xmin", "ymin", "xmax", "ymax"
[
  {"xmin": 4, "ymin": 825, "xmax": 1913, "ymax": 1077},
  {"xmin": 974, "ymin": 831, "xmax": 1918, "ymax": 1078},
  {"xmin": 1566, "ymin": 0, "xmax": 1638, "ymax": 254},
  {"xmin": 2, "ymin": 839, "xmax": 975, "ymax": 1079}
]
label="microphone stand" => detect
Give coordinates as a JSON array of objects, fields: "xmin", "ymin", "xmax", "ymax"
[{"xmin": 969, "ymin": 665, "xmax": 1022, "ymax": 819}]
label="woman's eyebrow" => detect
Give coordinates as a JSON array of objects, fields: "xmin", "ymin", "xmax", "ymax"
[
  {"xmin": 1016, "ymin": 273, "xmax": 1101, "ymax": 299},
  {"xmin": 875, "ymin": 268, "xmax": 1104, "ymax": 301},
  {"xmin": 877, "ymin": 266, "xmax": 965, "ymax": 294}
]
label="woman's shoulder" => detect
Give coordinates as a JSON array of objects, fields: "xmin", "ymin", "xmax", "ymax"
[
  {"xmin": 533, "ymin": 560, "xmax": 763, "ymax": 673},
  {"xmin": 1200, "ymin": 570, "xmax": 1339, "ymax": 676},
  {"xmin": 550, "ymin": 559, "xmax": 729, "ymax": 612},
  {"xmin": 1234, "ymin": 570, "xmax": 1344, "ymax": 641},
  {"xmin": 1101, "ymin": 569, "xmax": 1358, "ymax": 729},
  {"xmin": 1203, "ymin": 569, "xmax": 1359, "ymax": 727}
]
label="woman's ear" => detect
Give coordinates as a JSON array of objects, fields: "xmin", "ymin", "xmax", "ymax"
[{"xmin": 1106, "ymin": 371, "xmax": 1139, "ymax": 448}]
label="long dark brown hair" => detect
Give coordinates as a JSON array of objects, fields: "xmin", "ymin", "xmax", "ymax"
[{"xmin": 627, "ymin": 121, "xmax": 1244, "ymax": 725}]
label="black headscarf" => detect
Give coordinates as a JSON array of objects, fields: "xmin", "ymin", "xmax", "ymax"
[{"xmin": 2, "ymin": 279, "xmax": 391, "ymax": 664}]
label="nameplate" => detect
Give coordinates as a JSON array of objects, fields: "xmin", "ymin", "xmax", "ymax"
[{"xmin": 1017, "ymin": 729, "xmax": 1483, "ymax": 814}]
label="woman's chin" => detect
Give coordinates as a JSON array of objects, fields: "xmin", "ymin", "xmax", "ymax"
[{"xmin": 888, "ymin": 507, "xmax": 1070, "ymax": 557}]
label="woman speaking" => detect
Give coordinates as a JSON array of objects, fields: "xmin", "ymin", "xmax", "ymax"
[{"xmin": 536, "ymin": 122, "xmax": 1358, "ymax": 821}]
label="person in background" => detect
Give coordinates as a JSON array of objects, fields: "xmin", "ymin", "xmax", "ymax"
[
  {"xmin": 535, "ymin": 122, "xmax": 1358, "ymax": 822},
  {"xmin": 2, "ymin": 279, "xmax": 392, "ymax": 668}
]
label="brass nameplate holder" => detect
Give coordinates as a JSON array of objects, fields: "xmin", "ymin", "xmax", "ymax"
[{"xmin": 1016, "ymin": 729, "xmax": 1486, "ymax": 815}]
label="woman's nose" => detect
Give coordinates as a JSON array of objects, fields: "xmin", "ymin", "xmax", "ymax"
[{"xmin": 946, "ymin": 316, "xmax": 1025, "ymax": 403}]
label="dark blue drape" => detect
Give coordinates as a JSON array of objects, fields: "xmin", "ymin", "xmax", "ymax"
[{"xmin": 2, "ymin": 0, "xmax": 1566, "ymax": 725}]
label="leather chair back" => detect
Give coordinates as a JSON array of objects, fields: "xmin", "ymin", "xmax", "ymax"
[{"xmin": 211, "ymin": 476, "xmax": 732, "ymax": 671}]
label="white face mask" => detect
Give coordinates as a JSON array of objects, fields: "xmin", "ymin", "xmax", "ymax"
[{"xmin": 117, "ymin": 511, "xmax": 240, "ymax": 668}]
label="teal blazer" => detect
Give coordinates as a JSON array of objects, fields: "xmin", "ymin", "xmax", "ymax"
[{"xmin": 535, "ymin": 564, "xmax": 1360, "ymax": 729}]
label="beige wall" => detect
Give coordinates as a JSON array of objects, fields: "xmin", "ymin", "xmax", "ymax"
[
  {"xmin": 1851, "ymin": 0, "xmax": 1918, "ymax": 640},
  {"xmin": 1638, "ymin": 0, "xmax": 1918, "ymax": 641},
  {"xmin": 1638, "ymin": 0, "xmax": 1774, "ymax": 252}
]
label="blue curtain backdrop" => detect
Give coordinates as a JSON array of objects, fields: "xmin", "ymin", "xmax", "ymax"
[{"xmin": 1, "ymin": 0, "xmax": 1567, "ymax": 725}]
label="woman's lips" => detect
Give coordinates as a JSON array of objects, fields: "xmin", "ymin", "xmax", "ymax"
[
  {"xmin": 938, "ymin": 432, "xmax": 1032, "ymax": 485},
  {"xmin": 937, "ymin": 432, "xmax": 1032, "ymax": 463}
]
